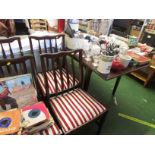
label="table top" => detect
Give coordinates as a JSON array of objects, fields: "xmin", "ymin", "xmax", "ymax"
[{"xmin": 81, "ymin": 56, "xmax": 149, "ymax": 80}]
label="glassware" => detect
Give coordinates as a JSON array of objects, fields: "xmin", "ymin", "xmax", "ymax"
[
  {"xmin": 90, "ymin": 41, "xmax": 101, "ymax": 66},
  {"xmin": 84, "ymin": 42, "xmax": 92, "ymax": 61},
  {"xmin": 92, "ymin": 55, "xmax": 100, "ymax": 66}
]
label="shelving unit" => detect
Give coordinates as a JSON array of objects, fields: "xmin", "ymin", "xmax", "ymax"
[
  {"xmin": 131, "ymin": 70, "xmax": 148, "ymax": 82},
  {"xmin": 131, "ymin": 65, "xmax": 155, "ymax": 87}
]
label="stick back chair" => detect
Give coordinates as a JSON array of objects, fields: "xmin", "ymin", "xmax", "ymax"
[
  {"xmin": 0, "ymin": 55, "xmax": 37, "ymax": 109},
  {"xmin": 40, "ymin": 49, "xmax": 83, "ymax": 98},
  {"xmin": 0, "ymin": 37, "xmax": 24, "ymax": 58},
  {"xmin": 29, "ymin": 34, "xmax": 65, "ymax": 54},
  {"xmin": 40, "ymin": 49, "xmax": 108, "ymax": 134},
  {"xmin": 0, "ymin": 55, "xmax": 36, "ymax": 78},
  {"xmin": 0, "ymin": 55, "xmax": 62, "ymax": 135},
  {"xmin": 0, "ymin": 37, "xmax": 27, "ymax": 78},
  {"xmin": 29, "ymin": 34, "xmax": 71, "ymax": 99},
  {"xmin": 29, "ymin": 34, "xmax": 65, "ymax": 72}
]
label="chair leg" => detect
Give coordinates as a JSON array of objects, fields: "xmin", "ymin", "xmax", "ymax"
[
  {"xmin": 97, "ymin": 111, "xmax": 108, "ymax": 135},
  {"xmin": 44, "ymin": 97, "xmax": 64, "ymax": 134},
  {"xmin": 35, "ymin": 78, "xmax": 44, "ymax": 101}
]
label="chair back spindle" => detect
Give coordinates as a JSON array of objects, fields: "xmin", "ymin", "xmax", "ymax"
[
  {"xmin": 0, "ymin": 37, "xmax": 23, "ymax": 58},
  {"xmin": 29, "ymin": 34, "xmax": 65, "ymax": 72},
  {"xmin": 0, "ymin": 37, "xmax": 26, "ymax": 77},
  {"xmin": 0, "ymin": 55, "xmax": 36, "ymax": 79}
]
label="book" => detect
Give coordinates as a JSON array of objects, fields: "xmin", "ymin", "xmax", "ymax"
[
  {"xmin": 21, "ymin": 102, "xmax": 51, "ymax": 129},
  {"xmin": 0, "ymin": 109, "xmax": 21, "ymax": 135},
  {"xmin": 0, "ymin": 74, "xmax": 38, "ymax": 111},
  {"xmin": 28, "ymin": 118, "xmax": 54, "ymax": 134},
  {"xmin": 127, "ymin": 51, "xmax": 151, "ymax": 65}
]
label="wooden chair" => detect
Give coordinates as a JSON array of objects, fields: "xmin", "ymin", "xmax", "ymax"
[
  {"xmin": 40, "ymin": 49, "xmax": 108, "ymax": 134},
  {"xmin": 0, "ymin": 55, "xmax": 62, "ymax": 135},
  {"xmin": 0, "ymin": 55, "xmax": 36, "ymax": 109},
  {"xmin": 0, "ymin": 37, "xmax": 24, "ymax": 59},
  {"xmin": 29, "ymin": 34, "xmax": 65, "ymax": 55},
  {"xmin": 29, "ymin": 34, "xmax": 67, "ymax": 98},
  {"xmin": 28, "ymin": 19, "xmax": 48, "ymax": 31},
  {"xmin": 0, "ymin": 55, "xmax": 34, "ymax": 78}
]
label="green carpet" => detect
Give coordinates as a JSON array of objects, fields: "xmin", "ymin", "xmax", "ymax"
[{"xmin": 87, "ymin": 72, "xmax": 155, "ymax": 135}]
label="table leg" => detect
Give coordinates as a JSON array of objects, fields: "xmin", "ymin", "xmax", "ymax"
[
  {"xmin": 112, "ymin": 76, "xmax": 122, "ymax": 96},
  {"xmin": 83, "ymin": 67, "xmax": 92, "ymax": 91},
  {"xmin": 144, "ymin": 67, "xmax": 155, "ymax": 87}
]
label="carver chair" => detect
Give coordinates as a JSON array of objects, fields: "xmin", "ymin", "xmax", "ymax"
[{"xmin": 40, "ymin": 49, "xmax": 108, "ymax": 134}]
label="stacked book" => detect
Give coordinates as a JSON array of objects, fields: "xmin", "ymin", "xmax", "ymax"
[
  {"xmin": 0, "ymin": 108, "xmax": 21, "ymax": 135},
  {"xmin": 0, "ymin": 74, "xmax": 54, "ymax": 135},
  {"xmin": 0, "ymin": 102, "xmax": 54, "ymax": 135},
  {"xmin": 127, "ymin": 51, "xmax": 151, "ymax": 65},
  {"xmin": 21, "ymin": 102, "xmax": 54, "ymax": 134}
]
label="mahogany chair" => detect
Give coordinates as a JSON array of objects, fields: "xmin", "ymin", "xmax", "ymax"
[
  {"xmin": 0, "ymin": 55, "xmax": 62, "ymax": 135},
  {"xmin": 40, "ymin": 49, "xmax": 108, "ymax": 134},
  {"xmin": 0, "ymin": 55, "xmax": 37, "ymax": 109},
  {"xmin": 29, "ymin": 34, "xmax": 65, "ymax": 54},
  {"xmin": 29, "ymin": 34, "xmax": 71, "ymax": 99},
  {"xmin": 0, "ymin": 55, "xmax": 35, "ymax": 78},
  {"xmin": 0, "ymin": 37, "xmax": 24, "ymax": 59},
  {"xmin": 29, "ymin": 34, "xmax": 65, "ymax": 71}
]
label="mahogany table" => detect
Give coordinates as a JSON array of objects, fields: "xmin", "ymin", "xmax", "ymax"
[{"xmin": 81, "ymin": 57, "xmax": 149, "ymax": 96}]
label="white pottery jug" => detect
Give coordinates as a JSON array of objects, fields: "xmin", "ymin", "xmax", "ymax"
[{"xmin": 97, "ymin": 54, "xmax": 114, "ymax": 74}]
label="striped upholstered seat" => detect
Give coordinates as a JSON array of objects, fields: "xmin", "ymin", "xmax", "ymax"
[
  {"xmin": 49, "ymin": 89, "xmax": 107, "ymax": 134},
  {"xmin": 34, "ymin": 122, "xmax": 62, "ymax": 135},
  {"xmin": 37, "ymin": 69, "xmax": 79, "ymax": 96}
]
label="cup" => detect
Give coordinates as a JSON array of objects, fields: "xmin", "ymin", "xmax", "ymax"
[{"xmin": 119, "ymin": 54, "xmax": 132, "ymax": 68}]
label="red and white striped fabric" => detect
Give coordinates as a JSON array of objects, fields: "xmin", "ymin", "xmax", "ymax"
[
  {"xmin": 34, "ymin": 122, "xmax": 62, "ymax": 135},
  {"xmin": 37, "ymin": 69, "xmax": 79, "ymax": 95},
  {"xmin": 50, "ymin": 89, "xmax": 107, "ymax": 134}
]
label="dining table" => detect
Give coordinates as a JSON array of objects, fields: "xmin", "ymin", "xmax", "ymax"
[{"xmin": 80, "ymin": 56, "xmax": 150, "ymax": 96}]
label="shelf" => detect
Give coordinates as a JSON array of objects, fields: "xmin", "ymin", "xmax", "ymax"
[
  {"xmin": 130, "ymin": 70, "xmax": 147, "ymax": 82},
  {"xmin": 130, "ymin": 66, "xmax": 155, "ymax": 86}
]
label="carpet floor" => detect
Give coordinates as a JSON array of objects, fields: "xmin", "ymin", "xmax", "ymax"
[{"xmin": 86, "ymin": 72, "xmax": 155, "ymax": 135}]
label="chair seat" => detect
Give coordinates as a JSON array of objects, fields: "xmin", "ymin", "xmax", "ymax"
[
  {"xmin": 50, "ymin": 89, "xmax": 107, "ymax": 134},
  {"xmin": 37, "ymin": 69, "xmax": 79, "ymax": 96},
  {"xmin": 34, "ymin": 122, "xmax": 62, "ymax": 135}
]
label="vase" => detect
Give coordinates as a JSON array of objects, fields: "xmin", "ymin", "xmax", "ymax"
[{"xmin": 97, "ymin": 54, "xmax": 114, "ymax": 74}]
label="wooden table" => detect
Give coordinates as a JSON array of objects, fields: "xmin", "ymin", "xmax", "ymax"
[{"xmin": 81, "ymin": 57, "xmax": 149, "ymax": 96}]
